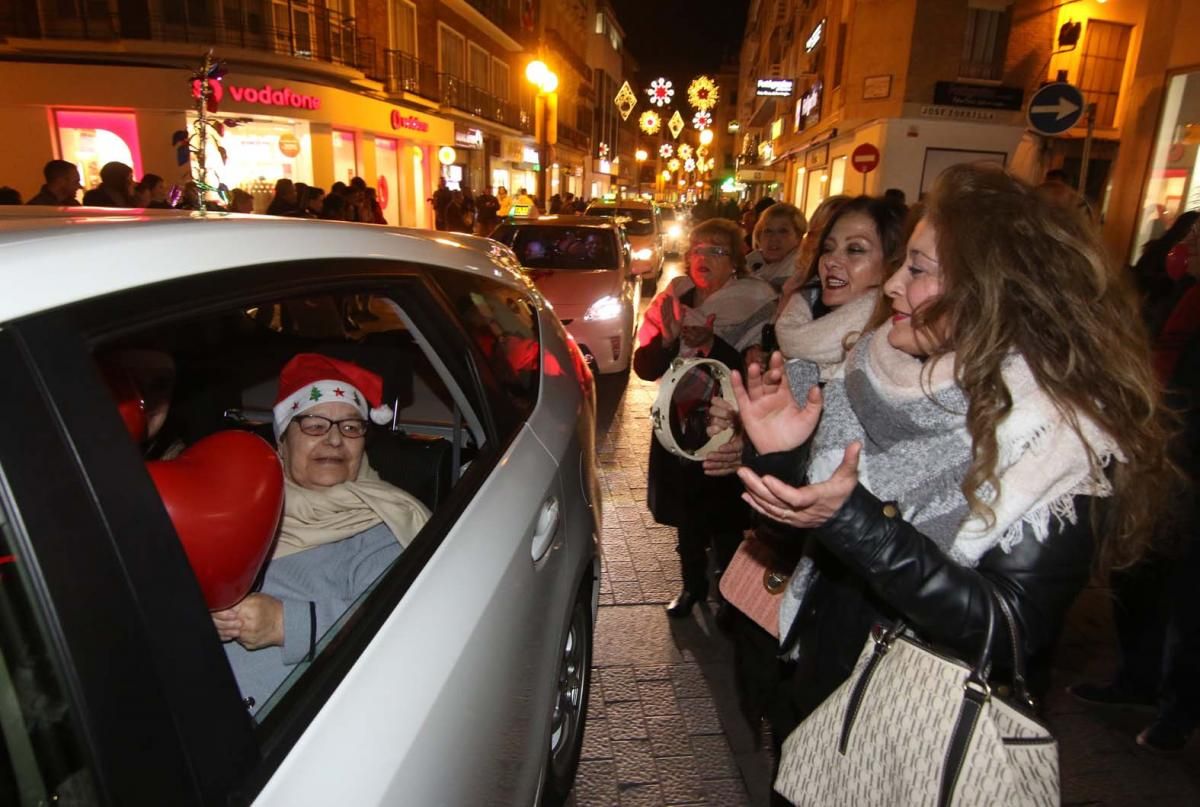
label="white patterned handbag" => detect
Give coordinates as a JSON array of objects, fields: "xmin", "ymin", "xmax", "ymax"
[{"xmin": 775, "ymin": 592, "xmax": 1059, "ymax": 807}]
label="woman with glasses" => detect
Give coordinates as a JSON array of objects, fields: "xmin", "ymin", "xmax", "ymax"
[
  {"xmin": 213, "ymin": 353, "xmax": 429, "ymax": 713},
  {"xmin": 634, "ymin": 218, "xmax": 777, "ymax": 618}
]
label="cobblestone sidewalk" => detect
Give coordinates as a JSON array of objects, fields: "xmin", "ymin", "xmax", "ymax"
[{"xmin": 569, "ymin": 370, "xmax": 1200, "ymax": 807}]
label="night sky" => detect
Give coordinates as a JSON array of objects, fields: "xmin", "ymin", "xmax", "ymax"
[{"xmin": 608, "ymin": 0, "xmax": 751, "ymax": 80}]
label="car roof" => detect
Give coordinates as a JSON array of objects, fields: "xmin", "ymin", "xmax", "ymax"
[
  {"xmin": 493, "ymin": 215, "xmax": 621, "ymax": 230},
  {"xmin": 0, "ymin": 208, "xmax": 527, "ymax": 322}
]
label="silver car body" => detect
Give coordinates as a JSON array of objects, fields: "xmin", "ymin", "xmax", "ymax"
[
  {"xmin": 0, "ymin": 209, "xmax": 600, "ymax": 806},
  {"xmin": 584, "ymin": 201, "xmax": 664, "ymax": 282}
]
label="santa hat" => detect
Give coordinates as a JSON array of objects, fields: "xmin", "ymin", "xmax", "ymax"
[{"xmin": 272, "ymin": 353, "xmax": 394, "ymax": 439}]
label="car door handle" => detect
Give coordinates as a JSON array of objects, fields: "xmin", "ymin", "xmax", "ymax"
[{"xmin": 530, "ymin": 497, "xmax": 560, "ymax": 562}]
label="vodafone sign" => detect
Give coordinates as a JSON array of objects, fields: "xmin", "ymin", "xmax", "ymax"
[{"xmin": 851, "ymin": 143, "xmax": 881, "ymax": 174}]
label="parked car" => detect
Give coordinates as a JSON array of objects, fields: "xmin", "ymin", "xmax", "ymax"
[
  {"xmin": 583, "ymin": 199, "xmax": 664, "ymax": 290},
  {"xmin": 0, "ymin": 208, "xmax": 600, "ymax": 806},
  {"xmin": 657, "ymin": 203, "xmax": 685, "ymax": 255},
  {"xmin": 491, "ymin": 216, "xmax": 640, "ymax": 375}
]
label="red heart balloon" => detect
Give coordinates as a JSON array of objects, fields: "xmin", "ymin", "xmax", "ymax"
[{"xmin": 147, "ymin": 431, "xmax": 284, "ymax": 611}]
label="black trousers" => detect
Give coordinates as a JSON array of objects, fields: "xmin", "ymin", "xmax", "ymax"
[{"xmin": 676, "ymin": 521, "xmax": 742, "ymax": 596}]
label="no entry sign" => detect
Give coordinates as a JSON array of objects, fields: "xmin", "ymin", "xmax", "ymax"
[{"xmin": 851, "ymin": 143, "xmax": 881, "ymax": 174}]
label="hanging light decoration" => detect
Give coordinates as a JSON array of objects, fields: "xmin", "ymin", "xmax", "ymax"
[
  {"xmin": 688, "ymin": 75, "xmax": 719, "ymax": 110},
  {"xmin": 692, "ymin": 110, "xmax": 713, "ymax": 131},
  {"xmin": 639, "ymin": 110, "xmax": 662, "ymax": 135},
  {"xmin": 614, "ymin": 81, "xmax": 638, "ymax": 121},
  {"xmin": 684, "ymin": 158, "xmax": 697, "ymax": 173},
  {"xmin": 667, "ymin": 158, "xmax": 681, "ymax": 172},
  {"xmin": 597, "ymin": 142, "xmax": 610, "ymax": 159},
  {"xmin": 659, "ymin": 143, "xmax": 674, "ymax": 159},
  {"xmin": 646, "ymin": 78, "xmax": 674, "ymax": 108},
  {"xmin": 677, "ymin": 143, "xmax": 693, "ymax": 161},
  {"xmin": 667, "ymin": 110, "xmax": 685, "ymax": 139}
]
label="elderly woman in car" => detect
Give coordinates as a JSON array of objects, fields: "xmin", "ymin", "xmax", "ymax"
[{"xmin": 213, "ymin": 353, "xmax": 429, "ymax": 713}]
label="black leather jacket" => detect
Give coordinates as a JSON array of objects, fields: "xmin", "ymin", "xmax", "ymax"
[{"xmin": 751, "ymin": 451, "xmax": 1096, "ymax": 721}]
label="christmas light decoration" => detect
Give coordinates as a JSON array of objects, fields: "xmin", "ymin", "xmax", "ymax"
[
  {"xmin": 659, "ymin": 143, "xmax": 674, "ymax": 159},
  {"xmin": 667, "ymin": 110, "xmax": 685, "ymax": 139},
  {"xmin": 639, "ymin": 110, "xmax": 661, "ymax": 135},
  {"xmin": 692, "ymin": 110, "xmax": 713, "ymax": 130},
  {"xmin": 646, "ymin": 78, "xmax": 674, "ymax": 108},
  {"xmin": 688, "ymin": 75, "xmax": 719, "ymax": 110},
  {"xmin": 667, "ymin": 158, "xmax": 681, "ymax": 172},
  {"xmin": 684, "ymin": 158, "xmax": 697, "ymax": 173},
  {"xmin": 677, "ymin": 144, "xmax": 693, "ymax": 161},
  {"xmin": 614, "ymin": 81, "xmax": 637, "ymax": 121}
]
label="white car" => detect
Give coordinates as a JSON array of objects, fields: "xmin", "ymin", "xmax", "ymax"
[
  {"xmin": 0, "ymin": 208, "xmax": 600, "ymax": 806},
  {"xmin": 584, "ymin": 200, "xmax": 664, "ymax": 289},
  {"xmin": 491, "ymin": 216, "xmax": 641, "ymax": 375},
  {"xmin": 657, "ymin": 203, "xmax": 685, "ymax": 255}
]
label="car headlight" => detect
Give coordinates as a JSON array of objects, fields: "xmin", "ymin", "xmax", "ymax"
[
  {"xmin": 668, "ymin": 224, "xmax": 681, "ymax": 238},
  {"xmin": 583, "ymin": 294, "xmax": 623, "ymax": 321},
  {"xmin": 633, "ymin": 248, "xmax": 653, "ymax": 261}
]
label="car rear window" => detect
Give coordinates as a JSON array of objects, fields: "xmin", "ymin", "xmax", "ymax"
[
  {"xmin": 491, "ymin": 226, "xmax": 618, "ymax": 270},
  {"xmin": 584, "ymin": 207, "xmax": 655, "ymax": 236}
]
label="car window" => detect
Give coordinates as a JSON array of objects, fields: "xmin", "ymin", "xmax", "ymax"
[
  {"xmin": 585, "ymin": 206, "xmax": 655, "ymax": 236},
  {"xmin": 0, "ymin": 492, "xmax": 99, "ymax": 806},
  {"xmin": 89, "ymin": 282, "xmax": 491, "ymax": 727},
  {"xmin": 434, "ymin": 272, "xmax": 541, "ymax": 418},
  {"xmin": 490, "ymin": 226, "xmax": 618, "ymax": 270}
]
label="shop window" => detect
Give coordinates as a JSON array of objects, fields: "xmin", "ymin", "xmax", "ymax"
[
  {"xmin": 1078, "ymin": 20, "xmax": 1131, "ymax": 129},
  {"xmin": 959, "ymin": 6, "xmax": 1009, "ymax": 81},
  {"xmin": 829, "ymin": 155, "xmax": 847, "ymax": 196},
  {"xmin": 805, "ymin": 167, "xmax": 829, "ymax": 219},
  {"xmin": 1132, "ymin": 70, "xmax": 1200, "ymax": 262},
  {"xmin": 389, "ymin": 0, "xmax": 417, "ymax": 56},
  {"xmin": 222, "ymin": 0, "xmax": 268, "ymax": 37},
  {"xmin": 438, "ymin": 23, "xmax": 465, "ymax": 78},
  {"xmin": 162, "ymin": 0, "xmax": 213, "ymax": 27},
  {"xmin": 333, "ymin": 130, "xmax": 359, "ymax": 185},
  {"xmin": 186, "ymin": 114, "xmax": 313, "ymax": 208},
  {"xmin": 793, "ymin": 167, "xmax": 806, "ymax": 208},
  {"xmin": 54, "ymin": 109, "xmax": 143, "ymax": 191}
]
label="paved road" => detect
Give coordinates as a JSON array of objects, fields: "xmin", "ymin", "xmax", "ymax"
[{"xmin": 568, "ymin": 260, "xmax": 1200, "ymax": 806}]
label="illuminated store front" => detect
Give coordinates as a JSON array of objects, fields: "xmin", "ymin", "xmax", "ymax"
[
  {"xmin": 1133, "ymin": 70, "xmax": 1200, "ymax": 260},
  {"xmin": 186, "ymin": 114, "xmax": 314, "ymax": 208},
  {"xmin": 54, "ymin": 109, "xmax": 143, "ymax": 190}
]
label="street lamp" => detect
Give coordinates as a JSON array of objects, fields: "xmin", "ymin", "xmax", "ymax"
[
  {"xmin": 525, "ymin": 60, "xmax": 558, "ymax": 209},
  {"xmin": 635, "ymin": 148, "xmax": 648, "ymax": 197}
]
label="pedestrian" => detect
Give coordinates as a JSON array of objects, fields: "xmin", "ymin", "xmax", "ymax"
[
  {"xmin": 228, "ymin": 188, "xmax": 255, "ymax": 214},
  {"xmin": 430, "ymin": 178, "xmax": 452, "ymax": 230},
  {"xmin": 82, "ymin": 161, "xmax": 135, "ymax": 207},
  {"xmin": 27, "ymin": 159, "xmax": 82, "ymax": 206},
  {"xmin": 549, "ymin": 193, "xmax": 562, "ymax": 214},
  {"xmin": 773, "ymin": 195, "xmax": 851, "ymax": 322},
  {"xmin": 474, "ymin": 186, "xmax": 500, "ymax": 235},
  {"xmin": 134, "ymin": 174, "xmax": 169, "ymax": 208},
  {"xmin": 266, "ymin": 178, "xmax": 298, "ymax": 216},
  {"xmin": 0, "ymin": 186, "xmax": 22, "ymax": 204},
  {"xmin": 634, "ymin": 218, "xmax": 777, "ymax": 619},
  {"xmin": 746, "ymin": 203, "xmax": 807, "ymax": 291},
  {"xmin": 726, "ymin": 164, "xmax": 1171, "ymax": 789}
]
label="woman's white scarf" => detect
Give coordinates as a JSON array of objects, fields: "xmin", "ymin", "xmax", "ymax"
[
  {"xmin": 638, "ymin": 274, "xmax": 777, "ymax": 354},
  {"xmin": 275, "ymin": 460, "xmax": 431, "ymax": 559},
  {"xmin": 747, "ymin": 245, "xmax": 801, "ymax": 289},
  {"xmin": 777, "ymin": 292, "xmax": 876, "ymax": 380},
  {"xmin": 778, "ymin": 322, "xmax": 1122, "ymax": 648}
]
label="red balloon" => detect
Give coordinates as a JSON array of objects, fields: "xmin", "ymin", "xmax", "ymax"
[{"xmin": 147, "ymin": 431, "xmax": 284, "ymax": 610}]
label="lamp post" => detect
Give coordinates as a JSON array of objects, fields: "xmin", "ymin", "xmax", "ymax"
[
  {"xmin": 525, "ymin": 60, "xmax": 558, "ymax": 210},
  {"xmin": 635, "ymin": 148, "xmax": 648, "ymax": 197}
]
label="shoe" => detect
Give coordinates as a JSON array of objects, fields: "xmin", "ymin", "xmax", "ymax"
[
  {"xmin": 1067, "ymin": 682, "xmax": 1156, "ymax": 709},
  {"xmin": 666, "ymin": 590, "xmax": 705, "ymax": 618},
  {"xmin": 1137, "ymin": 719, "xmax": 1194, "ymax": 753}
]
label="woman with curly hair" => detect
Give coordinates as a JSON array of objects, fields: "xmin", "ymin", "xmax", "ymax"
[{"xmin": 730, "ymin": 163, "xmax": 1172, "ymax": 766}]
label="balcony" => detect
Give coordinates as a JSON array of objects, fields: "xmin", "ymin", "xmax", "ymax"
[
  {"xmin": 1, "ymin": 2, "xmax": 375, "ymax": 75},
  {"xmin": 385, "ymin": 50, "xmax": 532, "ymax": 135}
]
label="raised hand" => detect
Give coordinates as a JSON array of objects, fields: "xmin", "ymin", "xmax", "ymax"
[
  {"xmin": 658, "ymin": 295, "xmax": 681, "ymax": 344},
  {"xmin": 732, "ymin": 351, "xmax": 823, "ymax": 455},
  {"xmin": 737, "ymin": 442, "xmax": 861, "ymax": 528},
  {"xmin": 681, "ymin": 313, "xmax": 716, "ymax": 351}
]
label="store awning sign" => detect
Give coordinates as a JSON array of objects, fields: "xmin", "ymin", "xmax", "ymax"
[
  {"xmin": 391, "ymin": 110, "xmax": 430, "ymax": 132},
  {"xmin": 228, "ymin": 83, "xmax": 320, "ymax": 110},
  {"xmin": 756, "ymin": 79, "xmax": 794, "ymax": 97}
]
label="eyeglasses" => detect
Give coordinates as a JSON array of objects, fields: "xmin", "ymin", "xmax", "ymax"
[
  {"xmin": 686, "ymin": 245, "xmax": 732, "ymax": 259},
  {"xmin": 293, "ymin": 414, "xmax": 369, "ymax": 438}
]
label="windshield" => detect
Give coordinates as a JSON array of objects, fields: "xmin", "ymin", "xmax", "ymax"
[
  {"xmin": 586, "ymin": 207, "xmax": 655, "ymax": 236},
  {"xmin": 491, "ymin": 226, "xmax": 619, "ymax": 270}
]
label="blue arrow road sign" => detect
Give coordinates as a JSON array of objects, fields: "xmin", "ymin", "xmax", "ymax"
[{"xmin": 1026, "ymin": 82, "xmax": 1085, "ymax": 136}]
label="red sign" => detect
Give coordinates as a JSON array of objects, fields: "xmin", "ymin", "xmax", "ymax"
[
  {"xmin": 278, "ymin": 133, "xmax": 301, "ymax": 158},
  {"xmin": 851, "ymin": 143, "xmax": 881, "ymax": 174},
  {"xmin": 390, "ymin": 110, "xmax": 430, "ymax": 133},
  {"xmin": 228, "ymin": 84, "xmax": 320, "ymax": 110}
]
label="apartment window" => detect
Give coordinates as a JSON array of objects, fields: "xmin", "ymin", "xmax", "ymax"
[
  {"xmin": 595, "ymin": 12, "xmax": 603, "ymax": 34},
  {"xmin": 493, "ymin": 58, "xmax": 510, "ymax": 100},
  {"xmin": 959, "ymin": 6, "xmax": 1009, "ymax": 81},
  {"xmin": 1078, "ymin": 20, "xmax": 1132, "ymax": 128},
  {"xmin": 390, "ymin": 0, "xmax": 417, "ymax": 55},
  {"xmin": 326, "ymin": 0, "xmax": 355, "ymax": 64},
  {"xmin": 469, "ymin": 43, "xmax": 490, "ymax": 90},
  {"xmin": 438, "ymin": 23, "xmax": 465, "ymax": 78},
  {"xmin": 273, "ymin": 0, "xmax": 313, "ymax": 57}
]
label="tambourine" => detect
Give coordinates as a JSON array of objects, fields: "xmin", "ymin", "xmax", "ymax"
[{"xmin": 650, "ymin": 357, "xmax": 739, "ymax": 461}]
